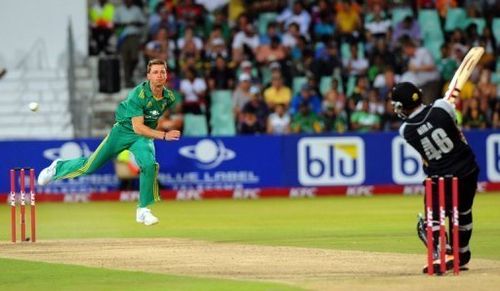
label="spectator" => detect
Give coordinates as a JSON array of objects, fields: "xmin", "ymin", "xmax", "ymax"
[
  {"xmin": 205, "ymin": 26, "xmax": 228, "ymax": 60},
  {"xmin": 89, "ymin": 0, "xmax": 115, "ymax": 55},
  {"xmin": 208, "ymin": 56, "xmax": 235, "ymax": 90},
  {"xmin": 322, "ymin": 78, "xmax": 346, "ymax": 111},
  {"xmin": 259, "ymin": 22, "xmax": 281, "ymax": 45},
  {"xmin": 343, "ymin": 42, "xmax": 369, "ymax": 77},
  {"xmin": 290, "ymin": 35, "xmax": 310, "ymax": 76},
  {"xmin": 350, "ymin": 99, "xmax": 381, "ymax": 132},
  {"xmin": 114, "ymin": 0, "xmax": 146, "ymax": 88},
  {"xmin": 242, "ymin": 86, "xmax": 270, "ymax": 132},
  {"xmin": 205, "ymin": 37, "xmax": 229, "ymax": 62},
  {"xmin": 289, "ymin": 84, "xmax": 322, "ymax": 115},
  {"xmin": 437, "ymin": 43, "xmax": 458, "ymax": 83},
  {"xmin": 373, "ymin": 67, "xmax": 400, "ymax": 101},
  {"xmin": 435, "ymin": 0, "xmax": 457, "ymax": 18},
  {"xmin": 366, "ymin": 88, "xmax": 385, "ymax": 115},
  {"xmin": 322, "ymin": 103, "xmax": 349, "ymax": 133},
  {"xmin": 276, "ymin": 1, "xmax": 311, "ymax": 36},
  {"xmin": 179, "ymin": 52, "xmax": 203, "ymax": 75},
  {"xmin": 370, "ymin": 38, "xmax": 398, "ymax": 72},
  {"xmin": 256, "ymin": 36, "xmax": 287, "ymax": 65},
  {"xmin": 305, "ymin": 71, "xmax": 321, "ymax": 97},
  {"xmin": 148, "ymin": 3, "xmax": 177, "ymax": 40},
  {"xmin": 492, "ymin": 102, "xmax": 500, "ymax": 129},
  {"xmin": 180, "ymin": 67, "xmax": 207, "ymax": 114},
  {"xmin": 312, "ymin": 0, "xmax": 335, "ymax": 41},
  {"xmin": 263, "ymin": 73, "xmax": 292, "ymax": 110},
  {"xmin": 465, "ymin": 23, "xmax": 481, "ymax": 47},
  {"xmin": 312, "ymin": 39, "xmax": 342, "ymax": 78},
  {"xmin": 364, "ymin": 3, "xmax": 391, "ymax": 50},
  {"xmin": 204, "ymin": 10, "xmax": 231, "ymax": 43},
  {"xmin": 238, "ymin": 106, "xmax": 266, "ymax": 135},
  {"xmin": 400, "ymin": 37, "xmax": 440, "ymax": 104},
  {"xmin": 234, "ymin": 12, "xmax": 251, "ymax": 33},
  {"xmin": 177, "ymin": 26, "xmax": 203, "ymax": 56},
  {"xmin": 473, "ymin": 68, "xmax": 497, "ymax": 120},
  {"xmin": 267, "ymin": 103, "xmax": 291, "ymax": 135},
  {"xmin": 335, "ymin": 0, "xmax": 362, "ymax": 43},
  {"xmin": 144, "ymin": 28, "xmax": 174, "ymax": 68},
  {"xmin": 311, "ymin": 0, "xmax": 333, "ymax": 25},
  {"xmin": 350, "ymin": 75, "xmax": 370, "ymax": 105},
  {"xmin": 232, "ymin": 23, "xmax": 260, "ymax": 63},
  {"xmin": 480, "ymin": 26, "xmax": 497, "ymax": 61},
  {"xmin": 239, "ymin": 60, "xmax": 260, "ymax": 85},
  {"xmin": 462, "ymin": 98, "xmax": 487, "ymax": 130},
  {"xmin": 367, "ymin": 54, "xmax": 384, "ymax": 83},
  {"xmin": 381, "ymin": 98, "xmax": 401, "ymax": 131},
  {"xmin": 268, "ymin": 61, "xmax": 283, "ymax": 81},
  {"xmin": 281, "ymin": 22, "xmax": 301, "ymax": 50},
  {"xmin": 290, "ymin": 101, "xmax": 323, "ymax": 134},
  {"xmin": 233, "ymin": 73, "xmax": 253, "ymax": 122},
  {"xmin": 391, "ymin": 16, "xmax": 421, "ymax": 47},
  {"xmin": 175, "ymin": 0, "xmax": 204, "ymax": 28}
]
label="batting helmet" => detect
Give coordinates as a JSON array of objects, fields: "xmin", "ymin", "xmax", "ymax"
[{"xmin": 391, "ymin": 82, "xmax": 423, "ymax": 118}]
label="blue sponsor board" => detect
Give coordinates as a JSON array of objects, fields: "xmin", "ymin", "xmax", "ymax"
[{"xmin": 0, "ymin": 131, "xmax": 498, "ymax": 194}]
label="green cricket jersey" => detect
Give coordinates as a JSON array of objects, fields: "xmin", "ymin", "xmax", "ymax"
[{"xmin": 115, "ymin": 81, "xmax": 176, "ymax": 131}]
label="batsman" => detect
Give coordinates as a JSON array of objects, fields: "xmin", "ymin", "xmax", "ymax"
[
  {"xmin": 391, "ymin": 81, "xmax": 479, "ymax": 273},
  {"xmin": 37, "ymin": 59, "xmax": 181, "ymax": 226}
]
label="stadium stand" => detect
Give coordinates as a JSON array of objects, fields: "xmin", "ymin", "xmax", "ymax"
[
  {"xmin": 6, "ymin": 0, "xmax": 492, "ymax": 138},
  {"xmin": 0, "ymin": 69, "xmax": 75, "ymax": 139}
]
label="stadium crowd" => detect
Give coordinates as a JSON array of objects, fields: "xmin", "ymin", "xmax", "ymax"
[{"xmin": 88, "ymin": 0, "xmax": 500, "ymax": 135}]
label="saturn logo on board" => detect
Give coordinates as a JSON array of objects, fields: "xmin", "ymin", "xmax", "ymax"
[
  {"xmin": 179, "ymin": 139, "xmax": 236, "ymax": 169},
  {"xmin": 43, "ymin": 142, "xmax": 93, "ymax": 161}
]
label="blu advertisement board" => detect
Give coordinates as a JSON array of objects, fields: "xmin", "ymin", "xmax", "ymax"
[{"xmin": 0, "ymin": 130, "xmax": 499, "ymax": 200}]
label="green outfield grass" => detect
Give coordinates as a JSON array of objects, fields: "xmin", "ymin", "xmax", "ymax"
[
  {"xmin": 0, "ymin": 258, "xmax": 300, "ymax": 291},
  {"xmin": 1, "ymin": 193, "xmax": 499, "ymax": 290}
]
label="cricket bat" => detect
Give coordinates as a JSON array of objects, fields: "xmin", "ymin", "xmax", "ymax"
[{"xmin": 444, "ymin": 46, "xmax": 484, "ymax": 105}]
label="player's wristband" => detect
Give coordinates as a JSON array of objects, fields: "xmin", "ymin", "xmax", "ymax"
[{"xmin": 163, "ymin": 131, "xmax": 167, "ymax": 140}]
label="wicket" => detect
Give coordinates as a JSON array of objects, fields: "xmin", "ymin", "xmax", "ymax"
[
  {"xmin": 10, "ymin": 167, "xmax": 36, "ymax": 243},
  {"xmin": 424, "ymin": 176, "xmax": 459, "ymax": 275}
]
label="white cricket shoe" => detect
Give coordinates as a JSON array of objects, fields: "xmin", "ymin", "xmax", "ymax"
[
  {"xmin": 136, "ymin": 207, "xmax": 159, "ymax": 226},
  {"xmin": 37, "ymin": 159, "xmax": 61, "ymax": 186}
]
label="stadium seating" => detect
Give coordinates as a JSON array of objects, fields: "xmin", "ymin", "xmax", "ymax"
[
  {"xmin": 319, "ymin": 76, "xmax": 333, "ymax": 96},
  {"xmin": 292, "ymin": 76, "xmax": 307, "ymax": 96},
  {"xmin": 258, "ymin": 12, "xmax": 278, "ymax": 36},
  {"xmin": 391, "ymin": 7, "xmax": 413, "ymax": 27},
  {"xmin": 444, "ymin": 8, "xmax": 467, "ymax": 31},
  {"xmin": 210, "ymin": 90, "xmax": 232, "ymax": 109},
  {"xmin": 0, "ymin": 69, "xmax": 75, "ymax": 139},
  {"xmin": 208, "ymin": 90, "xmax": 236, "ymax": 136},
  {"xmin": 340, "ymin": 42, "xmax": 365, "ymax": 61},
  {"xmin": 418, "ymin": 9, "xmax": 444, "ymax": 60},
  {"xmin": 466, "ymin": 18, "xmax": 486, "ymax": 34},
  {"xmin": 210, "ymin": 103, "xmax": 236, "ymax": 136},
  {"xmin": 183, "ymin": 114, "xmax": 209, "ymax": 136},
  {"xmin": 492, "ymin": 18, "xmax": 500, "ymax": 45},
  {"xmin": 260, "ymin": 67, "xmax": 273, "ymax": 86}
]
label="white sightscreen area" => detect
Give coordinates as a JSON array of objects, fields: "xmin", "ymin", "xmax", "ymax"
[{"xmin": 0, "ymin": 0, "xmax": 88, "ymax": 69}]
